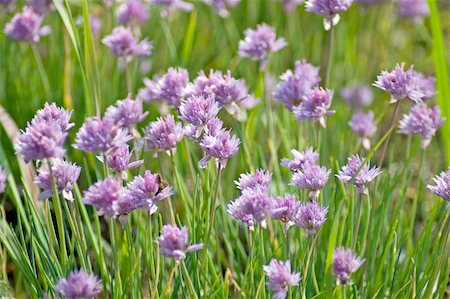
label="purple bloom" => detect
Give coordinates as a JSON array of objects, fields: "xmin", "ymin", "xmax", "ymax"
[
  {"xmin": 102, "ymin": 26, "xmax": 152, "ymax": 59},
  {"xmin": 32, "ymin": 103, "xmax": 74, "ymax": 132},
  {"xmin": 293, "ymin": 87, "xmax": 335, "ymax": 128},
  {"xmin": 204, "ymin": 0, "xmax": 240, "ymax": 17},
  {"xmin": 413, "ymin": 72, "xmax": 436, "ymax": 100},
  {"xmin": 35, "ymin": 159, "xmax": 81, "ymax": 201},
  {"xmin": 263, "ymin": 259, "xmax": 301, "ymax": 299},
  {"xmin": 54, "ymin": 270, "xmax": 102, "ymax": 299},
  {"xmin": 0, "ymin": 167, "xmax": 7, "ymax": 194},
  {"xmin": 179, "ymin": 95, "xmax": 221, "ymax": 138},
  {"xmin": 281, "ymin": 0, "xmax": 304, "ymax": 13},
  {"xmin": 152, "ymin": 0, "xmax": 194, "ymax": 17},
  {"xmin": 273, "ymin": 60, "xmax": 321, "ymax": 110},
  {"xmin": 333, "ymin": 248, "xmax": 364, "ymax": 285},
  {"xmin": 145, "ymin": 115, "xmax": 184, "ymax": 153},
  {"xmin": 28, "ymin": 0, "xmax": 52, "ymax": 14},
  {"xmin": 348, "ymin": 112, "xmax": 377, "ymax": 150},
  {"xmin": 116, "ymin": 0, "xmax": 149, "ymax": 26},
  {"xmin": 105, "ymin": 96, "xmax": 148, "ymax": 128},
  {"xmin": 76, "ymin": 15, "xmax": 102, "ymax": 38},
  {"xmin": 138, "ymin": 77, "xmax": 159, "ymax": 102},
  {"xmin": 271, "ymin": 194, "xmax": 300, "ymax": 225},
  {"xmin": 235, "ymin": 169, "xmax": 272, "ymax": 192},
  {"xmin": 105, "ymin": 145, "xmax": 144, "ymax": 173},
  {"xmin": 281, "ymin": 147, "xmax": 319, "ymax": 172},
  {"xmin": 83, "ymin": 176, "xmax": 126, "ymax": 218},
  {"xmin": 396, "ymin": 0, "xmax": 429, "ymax": 23},
  {"xmin": 336, "ymin": 154, "xmax": 381, "ymax": 195},
  {"xmin": 227, "ymin": 187, "xmax": 273, "ymax": 231},
  {"xmin": 74, "ymin": 117, "xmax": 132, "ymax": 153},
  {"xmin": 340, "ymin": 84, "xmax": 373, "ymax": 109},
  {"xmin": 158, "ymin": 225, "xmax": 203, "ymax": 260},
  {"xmin": 293, "ymin": 201, "xmax": 327, "ymax": 235},
  {"xmin": 305, "ymin": 0, "xmax": 353, "ymax": 30},
  {"xmin": 238, "ymin": 23, "xmax": 287, "ymax": 69},
  {"xmin": 373, "ymin": 63, "xmax": 424, "ymax": 103},
  {"xmin": 199, "ymin": 129, "xmax": 240, "ymax": 169},
  {"xmin": 5, "ymin": 6, "xmax": 51, "ymax": 42},
  {"xmin": 291, "ymin": 163, "xmax": 331, "ymax": 200},
  {"xmin": 0, "ymin": 0, "xmax": 15, "ymax": 11},
  {"xmin": 398, "ymin": 104, "xmax": 445, "ymax": 149},
  {"xmin": 427, "ymin": 168, "xmax": 450, "ymax": 201}
]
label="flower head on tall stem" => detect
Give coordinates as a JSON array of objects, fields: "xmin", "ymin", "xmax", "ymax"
[
  {"xmin": 305, "ymin": 0, "xmax": 354, "ymax": 30},
  {"xmin": 199, "ymin": 129, "xmax": 240, "ymax": 169},
  {"xmin": 54, "ymin": 270, "xmax": 102, "ymax": 299},
  {"xmin": 235, "ymin": 169, "xmax": 272, "ymax": 192},
  {"xmin": 104, "ymin": 144, "xmax": 144, "ymax": 173},
  {"xmin": 293, "ymin": 87, "xmax": 335, "ymax": 127},
  {"xmin": 291, "ymin": 163, "xmax": 331, "ymax": 200},
  {"xmin": 0, "ymin": 167, "xmax": 7, "ymax": 194},
  {"xmin": 427, "ymin": 168, "xmax": 450, "ymax": 201},
  {"xmin": 105, "ymin": 96, "xmax": 148, "ymax": 128},
  {"xmin": 412, "ymin": 72, "xmax": 435, "ymax": 100},
  {"xmin": 83, "ymin": 176, "xmax": 127, "ymax": 218},
  {"xmin": 281, "ymin": 0, "xmax": 305, "ymax": 13},
  {"xmin": 271, "ymin": 194, "xmax": 300, "ymax": 229},
  {"xmin": 151, "ymin": 0, "xmax": 194, "ymax": 17},
  {"xmin": 333, "ymin": 247, "xmax": 364, "ymax": 285},
  {"xmin": 340, "ymin": 84, "xmax": 373, "ymax": 109},
  {"xmin": 348, "ymin": 112, "xmax": 377, "ymax": 150},
  {"xmin": 336, "ymin": 154, "xmax": 381, "ymax": 195},
  {"xmin": 144, "ymin": 115, "xmax": 184, "ymax": 154},
  {"xmin": 203, "ymin": 0, "xmax": 240, "ymax": 17},
  {"xmin": 263, "ymin": 259, "xmax": 301, "ymax": 299},
  {"xmin": 293, "ymin": 201, "xmax": 328, "ymax": 235},
  {"xmin": 158, "ymin": 225, "xmax": 203, "ymax": 260},
  {"xmin": 179, "ymin": 94, "xmax": 221, "ymax": 138},
  {"xmin": 116, "ymin": 0, "xmax": 149, "ymax": 27},
  {"xmin": 102, "ymin": 26, "xmax": 152, "ymax": 60},
  {"xmin": 396, "ymin": 0, "xmax": 429, "ymax": 23},
  {"xmin": 4, "ymin": 6, "xmax": 51, "ymax": 42},
  {"xmin": 281, "ymin": 147, "xmax": 319, "ymax": 172}
]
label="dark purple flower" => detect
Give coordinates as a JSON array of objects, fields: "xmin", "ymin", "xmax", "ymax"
[
  {"xmin": 273, "ymin": 60, "xmax": 321, "ymax": 110},
  {"xmin": 179, "ymin": 94, "xmax": 221, "ymax": 138},
  {"xmin": 0, "ymin": 167, "xmax": 7, "ymax": 194},
  {"xmin": 152, "ymin": 0, "xmax": 194, "ymax": 17},
  {"xmin": 54, "ymin": 270, "xmax": 102, "ymax": 299},
  {"xmin": 427, "ymin": 168, "xmax": 450, "ymax": 201},
  {"xmin": 199, "ymin": 129, "xmax": 240, "ymax": 169},
  {"xmin": 305, "ymin": 0, "xmax": 353, "ymax": 30},
  {"xmin": 336, "ymin": 154, "xmax": 381, "ymax": 195},
  {"xmin": 105, "ymin": 96, "xmax": 148, "ymax": 128},
  {"xmin": 116, "ymin": 0, "xmax": 149, "ymax": 26},
  {"xmin": 293, "ymin": 201, "xmax": 328, "ymax": 235},
  {"xmin": 271, "ymin": 194, "xmax": 300, "ymax": 225},
  {"xmin": 263, "ymin": 259, "xmax": 301, "ymax": 299},
  {"xmin": 340, "ymin": 84, "xmax": 373, "ymax": 109},
  {"xmin": 204, "ymin": 0, "xmax": 240, "ymax": 17},
  {"xmin": 333, "ymin": 248, "xmax": 364, "ymax": 285},
  {"xmin": 281, "ymin": 147, "xmax": 319, "ymax": 172},
  {"xmin": 102, "ymin": 26, "xmax": 152, "ymax": 59},
  {"xmin": 348, "ymin": 112, "xmax": 377, "ymax": 150},
  {"xmin": 105, "ymin": 145, "xmax": 143, "ymax": 173},
  {"xmin": 235, "ymin": 169, "xmax": 272, "ymax": 192},
  {"xmin": 83, "ymin": 176, "xmax": 126, "ymax": 218},
  {"xmin": 145, "ymin": 115, "xmax": 184, "ymax": 153},
  {"xmin": 293, "ymin": 87, "xmax": 335, "ymax": 127},
  {"xmin": 158, "ymin": 225, "xmax": 203, "ymax": 260},
  {"xmin": 291, "ymin": 163, "xmax": 331, "ymax": 200},
  {"xmin": 74, "ymin": 117, "xmax": 132, "ymax": 153},
  {"xmin": 396, "ymin": 0, "xmax": 428, "ymax": 23},
  {"xmin": 5, "ymin": 6, "xmax": 51, "ymax": 42}
]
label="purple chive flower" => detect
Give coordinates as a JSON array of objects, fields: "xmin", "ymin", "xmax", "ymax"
[
  {"xmin": 116, "ymin": 0, "xmax": 149, "ymax": 26},
  {"xmin": 413, "ymin": 72, "xmax": 436, "ymax": 100},
  {"xmin": 281, "ymin": 147, "xmax": 319, "ymax": 172},
  {"xmin": 263, "ymin": 259, "xmax": 301, "ymax": 299},
  {"xmin": 158, "ymin": 225, "xmax": 203, "ymax": 260},
  {"xmin": 293, "ymin": 87, "xmax": 335, "ymax": 128},
  {"xmin": 305, "ymin": 0, "xmax": 353, "ymax": 30},
  {"xmin": 102, "ymin": 26, "xmax": 152, "ymax": 59},
  {"xmin": 273, "ymin": 60, "xmax": 321, "ymax": 110},
  {"xmin": 348, "ymin": 112, "xmax": 377, "ymax": 150},
  {"xmin": 228, "ymin": 187, "xmax": 273, "ymax": 231},
  {"xmin": 427, "ymin": 168, "xmax": 450, "ymax": 201},
  {"xmin": 5, "ymin": 7, "xmax": 51, "ymax": 42},
  {"xmin": 138, "ymin": 77, "xmax": 159, "ymax": 103},
  {"xmin": 291, "ymin": 163, "xmax": 331, "ymax": 200},
  {"xmin": 28, "ymin": 0, "xmax": 53, "ymax": 14},
  {"xmin": 147, "ymin": 67, "xmax": 190, "ymax": 108},
  {"xmin": 0, "ymin": 167, "xmax": 7, "ymax": 194},
  {"xmin": 145, "ymin": 115, "xmax": 184, "ymax": 153},
  {"xmin": 398, "ymin": 104, "xmax": 445, "ymax": 148},
  {"xmin": 199, "ymin": 129, "xmax": 240, "ymax": 169},
  {"xmin": 204, "ymin": 0, "xmax": 240, "ymax": 17},
  {"xmin": 105, "ymin": 96, "xmax": 148, "ymax": 128},
  {"xmin": 83, "ymin": 176, "xmax": 126, "ymax": 218},
  {"xmin": 373, "ymin": 63, "xmax": 424, "ymax": 103},
  {"xmin": 336, "ymin": 154, "xmax": 381, "ymax": 195},
  {"xmin": 179, "ymin": 95, "xmax": 221, "ymax": 138},
  {"xmin": 35, "ymin": 159, "xmax": 81, "ymax": 201},
  {"xmin": 271, "ymin": 194, "xmax": 300, "ymax": 226},
  {"xmin": 238, "ymin": 23, "xmax": 287, "ymax": 69},
  {"xmin": 32, "ymin": 103, "xmax": 74, "ymax": 132},
  {"xmin": 0, "ymin": 0, "xmax": 15, "ymax": 11},
  {"xmin": 54, "ymin": 270, "xmax": 102, "ymax": 299},
  {"xmin": 281, "ymin": 0, "xmax": 305, "ymax": 13},
  {"xmin": 105, "ymin": 145, "xmax": 144, "ymax": 173},
  {"xmin": 333, "ymin": 248, "xmax": 364, "ymax": 285},
  {"xmin": 152, "ymin": 0, "xmax": 194, "ymax": 17},
  {"xmin": 235, "ymin": 169, "xmax": 272, "ymax": 192},
  {"xmin": 74, "ymin": 117, "xmax": 132, "ymax": 153},
  {"xmin": 340, "ymin": 84, "xmax": 373, "ymax": 109},
  {"xmin": 396, "ymin": 0, "xmax": 429, "ymax": 23},
  {"xmin": 293, "ymin": 201, "xmax": 328, "ymax": 235}
]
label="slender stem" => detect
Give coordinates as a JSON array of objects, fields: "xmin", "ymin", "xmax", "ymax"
[
  {"xmin": 181, "ymin": 261, "xmax": 197, "ymax": 299},
  {"xmin": 302, "ymin": 234, "xmax": 319, "ymax": 299},
  {"xmin": 160, "ymin": 18, "xmax": 178, "ymax": 64},
  {"xmin": 110, "ymin": 220, "xmax": 122, "ymax": 298},
  {"xmin": 164, "ymin": 261, "xmax": 180, "ymax": 296},
  {"xmin": 379, "ymin": 101, "xmax": 400, "ymax": 166},
  {"xmin": 353, "ymin": 193, "xmax": 363, "ymax": 250},
  {"xmin": 203, "ymin": 165, "xmax": 223, "ymax": 252},
  {"xmin": 123, "ymin": 58, "xmax": 132, "ymax": 95},
  {"xmin": 323, "ymin": 26, "xmax": 335, "ymax": 88},
  {"xmin": 159, "ymin": 153, "xmax": 175, "ymax": 224},
  {"xmin": 31, "ymin": 43, "xmax": 52, "ymax": 98}
]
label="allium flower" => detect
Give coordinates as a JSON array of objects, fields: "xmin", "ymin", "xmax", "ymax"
[
  {"xmin": 32, "ymin": 103, "xmax": 74, "ymax": 132},
  {"xmin": 238, "ymin": 23, "xmax": 287, "ymax": 69},
  {"xmin": 28, "ymin": 0, "xmax": 52, "ymax": 14},
  {"xmin": 102, "ymin": 26, "xmax": 152, "ymax": 59},
  {"xmin": 291, "ymin": 163, "xmax": 331, "ymax": 199},
  {"xmin": 413, "ymin": 72, "xmax": 436, "ymax": 100},
  {"xmin": 281, "ymin": 0, "xmax": 304, "ymax": 13},
  {"xmin": 398, "ymin": 104, "xmax": 445, "ymax": 149},
  {"xmin": 152, "ymin": 0, "xmax": 194, "ymax": 17},
  {"xmin": 340, "ymin": 84, "xmax": 373, "ymax": 109},
  {"xmin": 235, "ymin": 169, "xmax": 272, "ymax": 192},
  {"xmin": 5, "ymin": 7, "xmax": 51, "ymax": 42},
  {"xmin": 293, "ymin": 87, "xmax": 335, "ymax": 128},
  {"xmin": 204, "ymin": 0, "xmax": 240, "ymax": 17},
  {"xmin": 293, "ymin": 201, "xmax": 328, "ymax": 235},
  {"xmin": 184, "ymin": 117, "xmax": 224, "ymax": 141},
  {"xmin": 273, "ymin": 60, "xmax": 321, "ymax": 110},
  {"xmin": 0, "ymin": 167, "xmax": 7, "ymax": 194},
  {"xmin": 54, "ymin": 270, "xmax": 102, "ymax": 299},
  {"xmin": 74, "ymin": 117, "xmax": 132, "ymax": 153},
  {"xmin": 281, "ymin": 147, "xmax": 319, "ymax": 172},
  {"xmin": 333, "ymin": 248, "xmax": 364, "ymax": 285},
  {"xmin": 348, "ymin": 112, "xmax": 377, "ymax": 150},
  {"xmin": 137, "ymin": 77, "xmax": 159, "ymax": 102},
  {"xmin": 145, "ymin": 115, "xmax": 184, "ymax": 153},
  {"xmin": 179, "ymin": 95, "xmax": 221, "ymax": 138},
  {"xmin": 336, "ymin": 154, "xmax": 381, "ymax": 195},
  {"xmin": 0, "ymin": 0, "xmax": 15, "ymax": 11},
  {"xmin": 105, "ymin": 145, "xmax": 143, "ymax": 173},
  {"xmin": 373, "ymin": 63, "xmax": 424, "ymax": 103},
  {"xmin": 305, "ymin": 0, "xmax": 353, "ymax": 30},
  {"xmin": 271, "ymin": 194, "xmax": 300, "ymax": 226},
  {"xmin": 263, "ymin": 259, "xmax": 301, "ymax": 299},
  {"xmin": 116, "ymin": 0, "xmax": 149, "ymax": 26},
  {"xmin": 35, "ymin": 159, "xmax": 81, "ymax": 201},
  {"xmin": 105, "ymin": 96, "xmax": 148, "ymax": 128},
  {"xmin": 227, "ymin": 187, "xmax": 273, "ymax": 230},
  {"xmin": 396, "ymin": 0, "xmax": 429, "ymax": 23},
  {"xmin": 199, "ymin": 129, "xmax": 240, "ymax": 169},
  {"xmin": 427, "ymin": 168, "xmax": 450, "ymax": 201},
  {"xmin": 157, "ymin": 225, "xmax": 203, "ymax": 260},
  {"xmin": 83, "ymin": 176, "xmax": 126, "ymax": 218}
]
